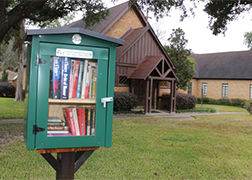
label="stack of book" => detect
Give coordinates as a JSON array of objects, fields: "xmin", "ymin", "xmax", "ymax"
[
  {"xmin": 51, "ymin": 56, "xmax": 97, "ymax": 100},
  {"xmin": 61, "ymin": 106, "xmax": 96, "ymax": 136},
  {"xmin": 47, "ymin": 118, "xmax": 72, "ymax": 136}
]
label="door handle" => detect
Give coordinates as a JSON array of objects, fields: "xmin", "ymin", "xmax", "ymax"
[{"xmin": 101, "ymin": 97, "xmax": 113, "ymax": 108}]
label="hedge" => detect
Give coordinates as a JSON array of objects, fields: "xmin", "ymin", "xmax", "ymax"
[
  {"xmin": 113, "ymin": 92, "xmax": 138, "ymax": 111},
  {"xmin": 197, "ymin": 97, "xmax": 246, "ymax": 107},
  {"xmin": 0, "ymin": 82, "xmax": 15, "ymax": 98},
  {"xmin": 161, "ymin": 92, "xmax": 197, "ymax": 110}
]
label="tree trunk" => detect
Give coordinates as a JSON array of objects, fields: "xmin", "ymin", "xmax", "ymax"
[{"xmin": 14, "ymin": 20, "xmax": 25, "ymax": 102}]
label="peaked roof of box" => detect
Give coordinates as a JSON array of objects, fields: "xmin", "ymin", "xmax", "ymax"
[
  {"xmin": 64, "ymin": 1, "xmax": 148, "ymax": 34},
  {"xmin": 190, "ymin": 50, "xmax": 252, "ymax": 80},
  {"xmin": 24, "ymin": 28, "xmax": 124, "ymax": 46}
]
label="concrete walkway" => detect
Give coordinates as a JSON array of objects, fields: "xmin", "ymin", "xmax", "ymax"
[{"xmin": 0, "ymin": 111, "xmax": 248, "ymax": 123}]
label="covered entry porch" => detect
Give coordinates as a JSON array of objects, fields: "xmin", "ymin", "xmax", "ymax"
[{"xmin": 128, "ymin": 55, "xmax": 178, "ymax": 113}]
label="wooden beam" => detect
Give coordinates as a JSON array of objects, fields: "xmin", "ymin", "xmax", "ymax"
[
  {"xmin": 37, "ymin": 147, "xmax": 99, "ymax": 154},
  {"xmin": 75, "ymin": 150, "xmax": 95, "ymax": 173},
  {"xmin": 41, "ymin": 153, "xmax": 60, "ymax": 171}
]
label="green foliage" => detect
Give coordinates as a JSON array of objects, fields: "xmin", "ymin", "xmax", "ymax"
[
  {"xmin": 204, "ymin": 1, "xmax": 252, "ymax": 35},
  {"xmin": 161, "ymin": 92, "xmax": 197, "ymax": 110},
  {"xmin": 244, "ymin": 31, "xmax": 252, "ymax": 50},
  {"xmin": 164, "ymin": 28, "xmax": 195, "ymax": 90},
  {"xmin": 1, "ymin": 69, "xmax": 8, "ymax": 82},
  {"xmin": 243, "ymin": 101, "xmax": 252, "ymax": 112},
  {"xmin": 0, "ymin": 82, "xmax": 15, "ymax": 98},
  {"xmin": 114, "ymin": 92, "xmax": 138, "ymax": 111},
  {"xmin": 197, "ymin": 97, "xmax": 246, "ymax": 107}
]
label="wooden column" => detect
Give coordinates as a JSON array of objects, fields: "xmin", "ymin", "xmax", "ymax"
[
  {"xmin": 170, "ymin": 80, "xmax": 174, "ymax": 113},
  {"xmin": 38, "ymin": 147, "xmax": 97, "ymax": 180},
  {"xmin": 145, "ymin": 79, "xmax": 149, "ymax": 113}
]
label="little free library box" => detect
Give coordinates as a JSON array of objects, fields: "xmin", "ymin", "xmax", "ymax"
[{"xmin": 23, "ymin": 28, "xmax": 124, "ymax": 150}]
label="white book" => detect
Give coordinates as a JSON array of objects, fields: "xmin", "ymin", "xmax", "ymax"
[
  {"xmin": 81, "ymin": 60, "xmax": 88, "ymax": 99},
  {"xmin": 69, "ymin": 60, "xmax": 75, "ymax": 98},
  {"xmin": 72, "ymin": 108, "xmax": 80, "ymax": 136}
]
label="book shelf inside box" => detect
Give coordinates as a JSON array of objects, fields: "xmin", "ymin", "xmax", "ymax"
[{"xmin": 48, "ymin": 99, "xmax": 96, "ymax": 121}]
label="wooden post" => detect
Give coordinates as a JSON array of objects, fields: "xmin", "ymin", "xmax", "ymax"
[
  {"xmin": 56, "ymin": 152, "xmax": 75, "ymax": 180},
  {"xmin": 39, "ymin": 147, "xmax": 98, "ymax": 180}
]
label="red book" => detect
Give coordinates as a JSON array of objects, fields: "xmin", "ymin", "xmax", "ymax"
[
  {"xmin": 77, "ymin": 108, "xmax": 86, "ymax": 136},
  {"xmin": 72, "ymin": 60, "xmax": 80, "ymax": 98},
  {"xmin": 63, "ymin": 108, "xmax": 76, "ymax": 136}
]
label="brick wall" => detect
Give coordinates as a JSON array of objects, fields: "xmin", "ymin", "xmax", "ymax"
[
  {"xmin": 105, "ymin": 8, "xmax": 144, "ymax": 38},
  {"xmin": 189, "ymin": 79, "xmax": 252, "ymax": 100}
]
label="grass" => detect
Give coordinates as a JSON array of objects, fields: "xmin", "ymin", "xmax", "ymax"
[
  {"xmin": 1, "ymin": 113, "xmax": 252, "ymax": 179},
  {"xmin": 196, "ymin": 103, "xmax": 247, "ymax": 112},
  {"xmin": 0, "ymin": 98, "xmax": 25, "ymax": 119}
]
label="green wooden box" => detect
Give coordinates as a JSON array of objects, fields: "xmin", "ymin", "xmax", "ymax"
[{"xmin": 23, "ymin": 28, "xmax": 124, "ymax": 150}]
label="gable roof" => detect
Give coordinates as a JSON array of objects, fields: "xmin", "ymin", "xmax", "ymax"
[
  {"xmin": 64, "ymin": 1, "xmax": 148, "ymax": 34},
  {"xmin": 128, "ymin": 55, "xmax": 177, "ymax": 80},
  {"xmin": 190, "ymin": 50, "xmax": 252, "ymax": 80},
  {"xmin": 117, "ymin": 26, "xmax": 176, "ymax": 69}
]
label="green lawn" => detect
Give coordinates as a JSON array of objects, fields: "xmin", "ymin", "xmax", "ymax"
[
  {"xmin": 1, "ymin": 113, "xmax": 252, "ymax": 179},
  {"xmin": 196, "ymin": 103, "xmax": 247, "ymax": 112},
  {"xmin": 0, "ymin": 97, "xmax": 25, "ymax": 119}
]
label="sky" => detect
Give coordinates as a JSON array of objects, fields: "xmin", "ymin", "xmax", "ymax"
[{"xmin": 100, "ymin": 0, "xmax": 252, "ymax": 54}]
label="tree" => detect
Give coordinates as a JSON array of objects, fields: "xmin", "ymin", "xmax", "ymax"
[
  {"xmin": 0, "ymin": 0, "xmax": 109, "ymax": 43},
  {"xmin": 1, "ymin": 69, "xmax": 9, "ymax": 82},
  {"xmin": 244, "ymin": 31, "xmax": 252, "ymax": 50},
  {"xmin": 0, "ymin": 39, "xmax": 18, "ymax": 71},
  {"xmin": 164, "ymin": 28, "xmax": 195, "ymax": 91}
]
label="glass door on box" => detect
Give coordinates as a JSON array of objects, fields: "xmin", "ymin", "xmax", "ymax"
[{"xmin": 48, "ymin": 57, "xmax": 98, "ymax": 137}]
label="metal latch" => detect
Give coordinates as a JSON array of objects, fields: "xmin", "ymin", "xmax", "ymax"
[
  {"xmin": 101, "ymin": 97, "xmax": 113, "ymax": 108},
  {"xmin": 35, "ymin": 55, "xmax": 47, "ymax": 66},
  {"xmin": 33, "ymin": 125, "xmax": 45, "ymax": 135}
]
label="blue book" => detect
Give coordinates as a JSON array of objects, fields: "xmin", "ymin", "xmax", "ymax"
[
  {"xmin": 76, "ymin": 61, "xmax": 84, "ymax": 98},
  {"xmin": 60, "ymin": 57, "xmax": 71, "ymax": 100},
  {"xmin": 52, "ymin": 56, "xmax": 60, "ymax": 99}
]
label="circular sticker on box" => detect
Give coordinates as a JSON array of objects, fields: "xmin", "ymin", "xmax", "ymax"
[{"xmin": 72, "ymin": 34, "xmax": 82, "ymax": 44}]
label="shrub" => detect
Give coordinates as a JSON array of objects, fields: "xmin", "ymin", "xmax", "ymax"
[
  {"xmin": 197, "ymin": 97, "xmax": 246, "ymax": 107},
  {"xmin": 113, "ymin": 92, "xmax": 138, "ymax": 111},
  {"xmin": 162, "ymin": 92, "xmax": 197, "ymax": 110},
  {"xmin": 0, "ymin": 82, "xmax": 15, "ymax": 98},
  {"xmin": 243, "ymin": 101, "xmax": 251, "ymax": 113}
]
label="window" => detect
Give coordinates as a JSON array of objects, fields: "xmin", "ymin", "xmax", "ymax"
[
  {"xmin": 222, "ymin": 83, "xmax": 228, "ymax": 97},
  {"xmin": 119, "ymin": 75, "xmax": 129, "ymax": 85},
  {"xmin": 188, "ymin": 82, "xmax": 192, "ymax": 94},
  {"xmin": 202, "ymin": 83, "xmax": 207, "ymax": 96},
  {"xmin": 250, "ymin": 84, "xmax": 252, "ymax": 99}
]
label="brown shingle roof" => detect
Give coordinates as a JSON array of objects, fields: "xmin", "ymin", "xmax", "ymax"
[
  {"xmin": 64, "ymin": 2, "xmax": 132, "ymax": 33},
  {"xmin": 128, "ymin": 55, "xmax": 164, "ymax": 80},
  {"xmin": 190, "ymin": 50, "xmax": 252, "ymax": 79}
]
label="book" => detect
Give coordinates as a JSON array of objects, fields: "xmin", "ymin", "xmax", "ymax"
[
  {"xmin": 77, "ymin": 107, "xmax": 86, "ymax": 136},
  {"xmin": 76, "ymin": 61, "xmax": 84, "ymax": 98},
  {"xmin": 91, "ymin": 107, "xmax": 96, "ymax": 135},
  {"xmin": 69, "ymin": 59, "xmax": 75, "ymax": 98},
  {"xmin": 86, "ymin": 107, "xmax": 92, "ymax": 135},
  {"xmin": 47, "ymin": 125, "xmax": 69, "ymax": 131},
  {"xmin": 52, "ymin": 56, "xmax": 60, "ymax": 99},
  {"xmin": 48, "ymin": 118, "xmax": 63, "ymax": 123},
  {"xmin": 60, "ymin": 57, "xmax": 71, "ymax": 100},
  {"xmin": 72, "ymin": 108, "xmax": 80, "ymax": 136},
  {"xmin": 72, "ymin": 60, "xmax": 80, "ymax": 98},
  {"xmin": 81, "ymin": 60, "xmax": 88, "ymax": 99},
  {"xmin": 63, "ymin": 108, "xmax": 76, "ymax": 136},
  {"xmin": 47, "ymin": 130, "xmax": 70, "ymax": 134},
  {"xmin": 91, "ymin": 65, "xmax": 97, "ymax": 99},
  {"xmin": 48, "ymin": 122, "xmax": 66, "ymax": 126},
  {"xmin": 85, "ymin": 64, "xmax": 91, "ymax": 99},
  {"xmin": 47, "ymin": 133, "xmax": 72, "ymax": 137}
]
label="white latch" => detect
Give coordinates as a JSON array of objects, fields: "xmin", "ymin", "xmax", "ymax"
[{"xmin": 101, "ymin": 97, "xmax": 113, "ymax": 108}]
